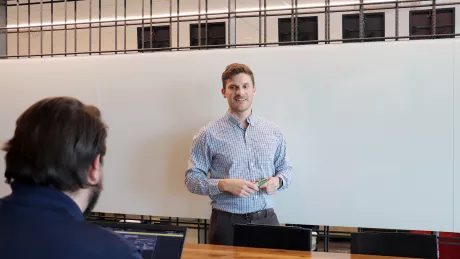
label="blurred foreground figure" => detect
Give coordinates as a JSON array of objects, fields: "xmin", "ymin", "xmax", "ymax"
[{"xmin": 0, "ymin": 97, "xmax": 142, "ymax": 259}]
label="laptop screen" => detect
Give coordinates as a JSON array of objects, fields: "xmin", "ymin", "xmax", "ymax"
[{"xmin": 92, "ymin": 221, "xmax": 186, "ymax": 259}]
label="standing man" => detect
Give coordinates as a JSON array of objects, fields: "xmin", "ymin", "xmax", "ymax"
[{"xmin": 185, "ymin": 63, "xmax": 292, "ymax": 245}]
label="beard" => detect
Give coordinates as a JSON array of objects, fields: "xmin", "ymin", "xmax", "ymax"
[
  {"xmin": 230, "ymin": 99, "xmax": 251, "ymax": 113},
  {"xmin": 83, "ymin": 184, "xmax": 102, "ymax": 217}
]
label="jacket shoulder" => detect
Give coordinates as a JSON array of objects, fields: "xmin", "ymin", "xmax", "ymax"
[{"xmin": 75, "ymin": 222, "xmax": 143, "ymax": 259}]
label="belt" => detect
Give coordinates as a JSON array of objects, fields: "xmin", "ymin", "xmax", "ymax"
[{"xmin": 213, "ymin": 208, "xmax": 274, "ymax": 221}]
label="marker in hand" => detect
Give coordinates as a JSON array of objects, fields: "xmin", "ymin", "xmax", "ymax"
[
  {"xmin": 257, "ymin": 177, "xmax": 280, "ymax": 195},
  {"xmin": 256, "ymin": 178, "xmax": 268, "ymax": 187}
]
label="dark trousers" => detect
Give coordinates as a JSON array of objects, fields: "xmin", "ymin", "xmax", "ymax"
[{"xmin": 208, "ymin": 208, "xmax": 279, "ymax": 246}]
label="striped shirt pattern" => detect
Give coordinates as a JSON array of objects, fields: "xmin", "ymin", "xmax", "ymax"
[{"xmin": 184, "ymin": 110, "xmax": 292, "ymax": 214}]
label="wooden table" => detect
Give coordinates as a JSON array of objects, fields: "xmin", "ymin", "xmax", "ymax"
[{"xmin": 182, "ymin": 243, "xmax": 412, "ymax": 259}]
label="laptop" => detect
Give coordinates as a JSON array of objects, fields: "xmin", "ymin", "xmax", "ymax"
[
  {"xmin": 233, "ymin": 223, "xmax": 312, "ymax": 251},
  {"xmin": 91, "ymin": 221, "xmax": 187, "ymax": 259}
]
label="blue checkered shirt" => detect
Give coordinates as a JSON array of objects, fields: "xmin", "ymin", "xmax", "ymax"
[{"xmin": 184, "ymin": 110, "xmax": 292, "ymax": 214}]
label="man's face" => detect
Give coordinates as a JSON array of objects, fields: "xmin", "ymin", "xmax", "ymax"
[{"xmin": 221, "ymin": 73, "xmax": 256, "ymax": 113}]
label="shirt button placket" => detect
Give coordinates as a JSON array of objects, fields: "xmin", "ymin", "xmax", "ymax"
[
  {"xmin": 246, "ymin": 128, "xmax": 253, "ymax": 181},
  {"xmin": 247, "ymin": 127, "xmax": 257, "ymax": 200}
]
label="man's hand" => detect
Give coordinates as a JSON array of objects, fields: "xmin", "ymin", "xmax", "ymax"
[
  {"xmin": 218, "ymin": 179, "xmax": 259, "ymax": 198},
  {"xmin": 259, "ymin": 177, "xmax": 281, "ymax": 195}
]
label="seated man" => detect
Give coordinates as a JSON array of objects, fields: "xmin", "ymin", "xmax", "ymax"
[{"xmin": 0, "ymin": 97, "xmax": 142, "ymax": 259}]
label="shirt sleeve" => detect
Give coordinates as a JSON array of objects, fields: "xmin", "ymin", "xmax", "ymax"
[
  {"xmin": 128, "ymin": 248, "xmax": 143, "ymax": 259},
  {"xmin": 184, "ymin": 127, "xmax": 222, "ymax": 196},
  {"xmin": 108, "ymin": 244, "xmax": 143, "ymax": 259},
  {"xmin": 104, "ymin": 231, "xmax": 145, "ymax": 259},
  {"xmin": 274, "ymin": 130, "xmax": 292, "ymax": 191}
]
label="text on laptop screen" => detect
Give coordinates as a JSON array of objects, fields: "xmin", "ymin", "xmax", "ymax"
[{"xmin": 108, "ymin": 227, "xmax": 185, "ymax": 259}]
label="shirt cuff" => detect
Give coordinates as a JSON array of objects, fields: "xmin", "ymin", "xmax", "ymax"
[
  {"xmin": 208, "ymin": 179, "xmax": 222, "ymax": 195},
  {"xmin": 276, "ymin": 175, "xmax": 286, "ymax": 190}
]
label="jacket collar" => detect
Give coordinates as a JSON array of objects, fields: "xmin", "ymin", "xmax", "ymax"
[{"xmin": 7, "ymin": 182, "xmax": 84, "ymax": 222}]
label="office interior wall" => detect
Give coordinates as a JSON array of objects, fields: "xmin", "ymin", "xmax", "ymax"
[
  {"xmin": 0, "ymin": 0, "xmax": 5, "ymax": 57},
  {"xmin": 4, "ymin": 0, "xmax": 460, "ymax": 56}
]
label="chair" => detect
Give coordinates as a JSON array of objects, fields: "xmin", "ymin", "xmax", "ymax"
[
  {"xmin": 351, "ymin": 232, "xmax": 438, "ymax": 259},
  {"xmin": 233, "ymin": 223, "xmax": 312, "ymax": 251}
]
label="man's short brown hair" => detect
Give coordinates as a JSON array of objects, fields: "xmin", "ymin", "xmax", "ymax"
[
  {"xmin": 221, "ymin": 63, "xmax": 255, "ymax": 88},
  {"xmin": 2, "ymin": 97, "xmax": 108, "ymax": 192}
]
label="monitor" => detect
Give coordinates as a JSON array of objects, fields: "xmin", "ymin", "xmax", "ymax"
[{"xmin": 91, "ymin": 221, "xmax": 187, "ymax": 259}]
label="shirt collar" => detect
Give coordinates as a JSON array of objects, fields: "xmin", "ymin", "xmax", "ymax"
[
  {"xmin": 7, "ymin": 181, "xmax": 84, "ymax": 222},
  {"xmin": 225, "ymin": 109, "xmax": 258, "ymax": 127}
]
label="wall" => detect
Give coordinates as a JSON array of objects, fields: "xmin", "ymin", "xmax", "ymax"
[
  {"xmin": 0, "ymin": 0, "xmax": 5, "ymax": 57},
  {"xmin": 5, "ymin": 0, "xmax": 460, "ymax": 56}
]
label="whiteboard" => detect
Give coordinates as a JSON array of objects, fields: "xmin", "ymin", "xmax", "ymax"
[
  {"xmin": 0, "ymin": 58, "xmax": 100, "ymax": 197},
  {"xmin": 454, "ymin": 39, "xmax": 460, "ymax": 233},
  {"xmin": 0, "ymin": 39, "xmax": 456, "ymax": 232}
]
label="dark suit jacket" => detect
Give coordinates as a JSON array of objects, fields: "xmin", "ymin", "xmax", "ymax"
[{"xmin": 0, "ymin": 182, "xmax": 143, "ymax": 259}]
